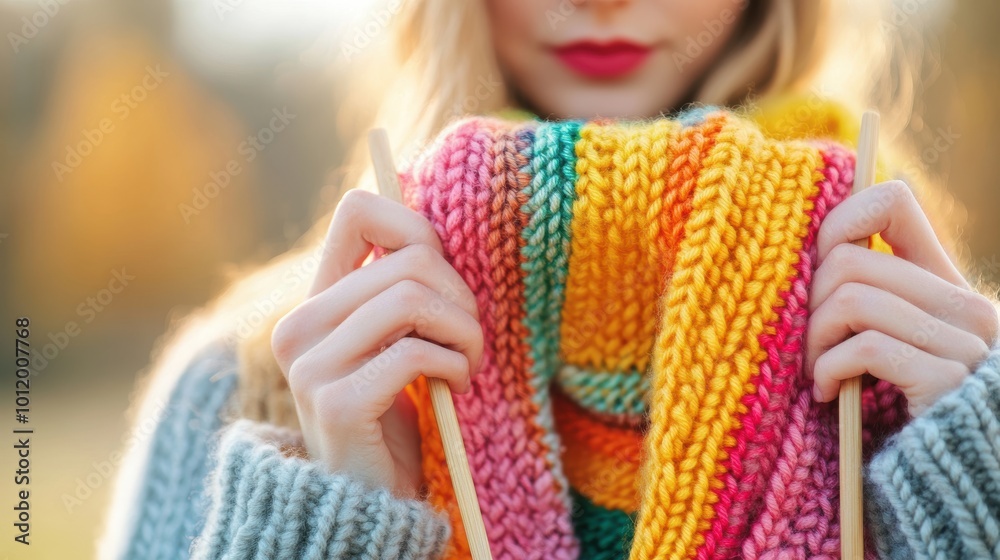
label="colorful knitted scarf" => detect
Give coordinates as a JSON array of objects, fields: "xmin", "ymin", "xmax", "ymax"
[{"xmin": 396, "ymin": 99, "xmax": 910, "ymax": 560}]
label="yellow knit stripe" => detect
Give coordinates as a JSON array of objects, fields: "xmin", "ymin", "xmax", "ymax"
[
  {"xmin": 629, "ymin": 121, "xmax": 823, "ymax": 560},
  {"xmin": 561, "ymin": 119, "xmax": 681, "ymax": 373},
  {"xmin": 749, "ymin": 93, "xmax": 861, "ymax": 145},
  {"xmin": 752, "ymin": 97, "xmax": 894, "ymax": 252}
]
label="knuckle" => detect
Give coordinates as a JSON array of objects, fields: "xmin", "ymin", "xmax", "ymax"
[
  {"xmin": 394, "ymin": 337, "xmax": 427, "ymax": 365},
  {"xmin": 400, "ymin": 205, "xmax": 437, "ymax": 237},
  {"xmin": 472, "ymin": 335, "xmax": 485, "ymax": 368},
  {"xmin": 457, "ymin": 351, "xmax": 471, "ymax": 375},
  {"xmin": 830, "ymin": 282, "xmax": 867, "ymax": 311},
  {"xmin": 855, "ymin": 330, "xmax": 888, "ymax": 361},
  {"xmin": 401, "ymin": 242, "xmax": 440, "ymax": 271},
  {"xmin": 882, "ymin": 179, "xmax": 913, "ymax": 204},
  {"xmin": 314, "ymin": 381, "xmax": 357, "ymax": 429},
  {"xmin": 968, "ymin": 293, "xmax": 1000, "ymax": 340},
  {"xmin": 285, "ymin": 358, "xmax": 314, "ymax": 397},
  {"xmin": 336, "ymin": 189, "xmax": 374, "ymax": 224},
  {"xmin": 390, "ymin": 279, "xmax": 428, "ymax": 310},
  {"xmin": 340, "ymin": 187, "xmax": 375, "ymax": 209},
  {"xmin": 825, "ymin": 243, "xmax": 863, "ymax": 275},
  {"xmin": 270, "ymin": 314, "xmax": 299, "ymax": 370},
  {"xmin": 471, "ymin": 320, "xmax": 485, "ymax": 347},
  {"xmin": 445, "ymin": 343, "xmax": 469, "ymax": 369},
  {"xmin": 415, "ymin": 218, "xmax": 440, "ymax": 246},
  {"xmin": 971, "ymin": 337, "xmax": 991, "ymax": 365},
  {"xmin": 944, "ymin": 360, "xmax": 971, "ymax": 388},
  {"xmin": 812, "ymin": 351, "xmax": 832, "ymax": 383}
]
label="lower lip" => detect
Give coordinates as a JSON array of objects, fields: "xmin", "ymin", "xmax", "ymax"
[{"xmin": 553, "ymin": 44, "xmax": 651, "ymax": 79}]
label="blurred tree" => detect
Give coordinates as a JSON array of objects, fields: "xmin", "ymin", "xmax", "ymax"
[{"xmin": 10, "ymin": 29, "xmax": 256, "ymax": 321}]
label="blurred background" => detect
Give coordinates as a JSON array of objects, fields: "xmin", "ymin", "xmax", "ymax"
[{"xmin": 0, "ymin": 0, "xmax": 997, "ymax": 558}]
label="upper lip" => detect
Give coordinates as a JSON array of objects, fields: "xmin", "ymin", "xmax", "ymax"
[{"xmin": 552, "ymin": 39, "xmax": 652, "ymax": 54}]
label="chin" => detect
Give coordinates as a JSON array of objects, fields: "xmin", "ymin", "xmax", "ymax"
[
  {"xmin": 524, "ymin": 86, "xmax": 683, "ymax": 121},
  {"xmin": 506, "ymin": 64, "xmax": 686, "ymax": 120}
]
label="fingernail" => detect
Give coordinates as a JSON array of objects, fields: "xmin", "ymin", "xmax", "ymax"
[{"xmin": 812, "ymin": 383, "xmax": 823, "ymax": 402}]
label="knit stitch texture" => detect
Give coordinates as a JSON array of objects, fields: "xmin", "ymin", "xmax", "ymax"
[
  {"xmin": 104, "ymin": 342, "xmax": 451, "ymax": 560},
  {"xmin": 108, "ymin": 341, "xmax": 1000, "ymax": 560},
  {"xmin": 102, "ymin": 99, "xmax": 1000, "ymax": 560},
  {"xmin": 866, "ymin": 349, "xmax": 1000, "ymax": 560},
  {"xmin": 392, "ymin": 104, "xmax": 943, "ymax": 560},
  {"xmin": 121, "ymin": 342, "xmax": 239, "ymax": 560},
  {"xmin": 191, "ymin": 419, "xmax": 451, "ymax": 560}
]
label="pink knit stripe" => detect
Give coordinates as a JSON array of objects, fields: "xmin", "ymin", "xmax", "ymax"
[
  {"xmin": 416, "ymin": 118, "xmax": 576, "ymax": 559},
  {"xmin": 741, "ymin": 389, "xmax": 841, "ymax": 559},
  {"xmin": 411, "ymin": 117, "xmax": 499, "ymax": 557}
]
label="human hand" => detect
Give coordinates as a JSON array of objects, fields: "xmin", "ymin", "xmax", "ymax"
[
  {"xmin": 807, "ymin": 181, "xmax": 999, "ymax": 416},
  {"xmin": 271, "ymin": 189, "xmax": 483, "ymax": 497}
]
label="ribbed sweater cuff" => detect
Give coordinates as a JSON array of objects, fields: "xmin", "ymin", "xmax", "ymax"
[
  {"xmin": 865, "ymin": 348, "xmax": 1000, "ymax": 560},
  {"xmin": 190, "ymin": 419, "xmax": 451, "ymax": 560}
]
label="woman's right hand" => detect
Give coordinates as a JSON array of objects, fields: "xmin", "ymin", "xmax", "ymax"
[{"xmin": 270, "ymin": 189, "xmax": 483, "ymax": 498}]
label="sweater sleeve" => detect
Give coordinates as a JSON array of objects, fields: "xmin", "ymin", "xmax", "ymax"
[
  {"xmin": 865, "ymin": 346, "xmax": 1000, "ymax": 560},
  {"xmin": 190, "ymin": 419, "xmax": 451, "ymax": 560},
  {"xmin": 98, "ymin": 340, "xmax": 451, "ymax": 560}
]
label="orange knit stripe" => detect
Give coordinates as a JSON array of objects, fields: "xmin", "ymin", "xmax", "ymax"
[
  {"xmin": 553, "ymin": 389, "xmax": 644, "ymax": 512},
  {"xmin": 488, "ymin": 128, "xmax": 549, "ymax": 450},
  {"xmin": 407, "ymin": 377, "xmax": 469, "ymax": 558},
  {"xmin": 657, "ymin": 113, "xmax": 729, "ymax": 277}
]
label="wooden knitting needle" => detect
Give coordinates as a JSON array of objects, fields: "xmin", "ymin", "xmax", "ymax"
[
  {"xmin": 840, "ymin": 110, "xmax": 879, "ymax": 560},
  {"xmin": 367, "ymin": 128, "xmax": 493, "ymax": 560}
]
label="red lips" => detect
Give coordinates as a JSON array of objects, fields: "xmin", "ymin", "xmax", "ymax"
[{"xmin": 553, "ymin": 40, "xmax": 652, "ymax": 79}]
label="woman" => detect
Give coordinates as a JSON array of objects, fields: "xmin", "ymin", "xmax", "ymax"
[{"xmin": 98, "ymin": 1, "xmax": 1000, "ymax": 558}]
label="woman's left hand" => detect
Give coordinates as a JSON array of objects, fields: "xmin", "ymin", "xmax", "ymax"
[{"xmin": 807, "ymin": 180, "xmax": 999, "ymax": 416}]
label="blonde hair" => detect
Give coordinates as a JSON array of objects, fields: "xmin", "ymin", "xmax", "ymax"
[{"xmin": 138, "ymin": 0, "xmax": 915, "ymax": 431}]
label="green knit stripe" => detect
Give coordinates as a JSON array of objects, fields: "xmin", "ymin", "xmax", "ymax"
[
  {"xmin": 521, "ymin": 120, "xmax": 581, "ymax": 391},
  {"xmin": 516, "ymin": 122, "xmax": 581, "ymax": 500},
  {"xmin": 571, "ymin": 488, "xmax": 635, "ymax": 560},
  {"xmin": 556, "ymin": 365, "xmax": 649, "ymax": 419}
]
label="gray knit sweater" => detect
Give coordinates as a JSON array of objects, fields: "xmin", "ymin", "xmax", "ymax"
[{"xmin": 97, "ymin": 340, "xmax": 1000, "ymax": 559}]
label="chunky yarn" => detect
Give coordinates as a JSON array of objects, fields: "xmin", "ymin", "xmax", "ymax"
[{"xmin": 395, "ymin": 102, "xmax": 910, "ymax": 560}]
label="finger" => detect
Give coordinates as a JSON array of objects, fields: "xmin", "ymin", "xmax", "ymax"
[
  {"xmin": 309, "ymin": 189, "xmax": 444, "ymax": 297},
  {"xmin": 810, "ymin": 243, "xmax": 998, "ymax": 344},
  {"xmin": 275, "ymin": 244, "xmax": 479, "ymax": 361},
  {"xmin": 319, "ymin": 337, "xmax": 473, "ymax": 425},
  {"xmin": 291, "ymin": 279, "xmax": 483, "ymax": 389},
  {"xmin": 811, "ymin": 330, "xmax": 970, "ymax": 416},
  {"xmin": 807, "ymin": 282, "xmax": 990, "ymax": 376},
  {"xmin": 816, "ymin": 181, "xmax": 968, "ymax": 288}
]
